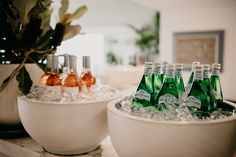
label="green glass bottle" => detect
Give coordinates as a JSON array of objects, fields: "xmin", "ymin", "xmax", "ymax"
[
  {"xmin": 203, "ymin": 64, "xmax": 217, "ymax": 111},
  {"xmin": 132, "ymin": 62, "xmax": 154, "ymax": 108},
  {"xmin": 175, "ymin": 63, "xmax": 185, "ymax": 98},
  {"xmin": 153, "ymin": 61, "xmax": 163, "ymax": 96},
  {"xmin": 155, "ymin": 64, "xmax": 179, "ymax": 110},
  {"xmin": 210, "ymin": 63, "xmax": 223, "ymax": 107},
  {"xmin": 186, "ymin": 61, "xmax": 200, "ymax": 93},
  {"xmin": 160, "ymin": 61, "xmax": 168, "ymax": 83},
  {"xmin": 186, "ymin": 65, "xmax": 210, "ymax": 116}
]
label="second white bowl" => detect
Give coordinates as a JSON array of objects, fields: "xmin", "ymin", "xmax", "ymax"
[{"xmin": 108, "ymin": 100, "xmax": 236, "ymax": 157}]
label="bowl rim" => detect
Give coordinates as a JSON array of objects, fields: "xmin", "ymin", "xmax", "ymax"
[
  {"xmin": 107, "ymin": 99, "xmax": 236, "ymax": 125},
  {"xmin": 18, "ymin": 88, "xmax": 120, "ymax": 105}
]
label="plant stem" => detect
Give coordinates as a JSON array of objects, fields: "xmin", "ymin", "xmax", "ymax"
[{"xmin": 0, "ymin": 49, "xmax": 33, "ymax": 93}]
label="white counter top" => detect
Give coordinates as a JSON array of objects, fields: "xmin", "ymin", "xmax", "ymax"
[{"xmin": 0, "ymin": 136, "xmax": 119, "ymax": 157}]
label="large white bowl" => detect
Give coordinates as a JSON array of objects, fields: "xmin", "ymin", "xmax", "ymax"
[
  {"xmin": 17, "ymin": 91, "xmax": 119, "ymax": 155},
  {"xmin": 108, "ymin": 100, "xmax": 236, "ymax": 157}
]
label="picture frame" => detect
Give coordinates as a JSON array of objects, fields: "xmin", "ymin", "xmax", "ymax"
[{"xmin": 173, "ymin": 30, "xmax": 224, "ymax": 70}]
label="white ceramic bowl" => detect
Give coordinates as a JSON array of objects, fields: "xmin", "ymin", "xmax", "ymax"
[
  {"xmin": 108, "ymin": 100, "xmax": 236, "ymax": 157},
  {"xmin": 17, "ymin": 90, "xmax": 119, "ymax": 155}
]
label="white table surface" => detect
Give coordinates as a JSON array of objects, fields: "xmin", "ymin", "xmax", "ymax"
[{"xmin": 0, "ymin": 136, "xmax": 119, "ymax": 157}]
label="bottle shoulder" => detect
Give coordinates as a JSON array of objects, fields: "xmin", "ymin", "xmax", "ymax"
[
  {"xmin": 188, "ymin": 81, "xmax": 207, "ymax": 97},
  {"xmin": 157, "ymin": 82, "xmax": 178, "ymax": 98}
]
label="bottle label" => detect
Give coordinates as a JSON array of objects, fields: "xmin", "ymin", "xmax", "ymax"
[
  {"xmin": 158, "ymin": 94, "xmax": 178, "ymax": 105},
  {"xmin": 187, "ymin": 96, "xmax": 201, "ymax": 109},
  {"xmin": 134, "ymin": 89, "xmax": 151, "ymax": 101}
]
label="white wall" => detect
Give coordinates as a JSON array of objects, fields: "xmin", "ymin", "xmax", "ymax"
[
  {"xmin": 159, "ymin": 5, "xmax": 236, "ymax": 100},
  {"xmin": 53, "ymin": 0, "xmax": 156, "ymax": 65}
]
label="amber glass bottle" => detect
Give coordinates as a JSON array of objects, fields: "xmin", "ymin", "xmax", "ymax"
[
  {"xmin": 64, "ymin": 55, "xmax": 78, "ymax": 87},
  {"xmin": 46, "ymin": 55, "xmax": 62, "ymax": 86},
  {"xmin": 80, "ymin": 56, "xmax": 96, "ymax": 92}
]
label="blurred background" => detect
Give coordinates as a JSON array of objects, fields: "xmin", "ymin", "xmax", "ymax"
[{"xmin": 53, "ymin": 0, "xmax": 236, "ymax": 101}]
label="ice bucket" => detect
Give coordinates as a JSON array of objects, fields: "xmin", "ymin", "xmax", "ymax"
[
  {"xmin": 17, "ymin": 89, "xmax": 119, "ymax": 155},
  {"xmin": 107, "ymin": 100, "xmax": 236, "ymax": 157}
]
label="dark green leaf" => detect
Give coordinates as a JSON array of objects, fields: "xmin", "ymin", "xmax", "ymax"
[
  {"xmin": 50, "ymin": 23, "xmax": 65, "ymax": 48},
  {"xmin": 16, "ymin": 66, "xmax": 33, "ymax": 95},
  {"xmin": 35, "ymin": 28, "xmax": 54, "ymax": 50},
  {"xmin": 59, "ymin": 0, "xmax": 69, "ymax": 21}
]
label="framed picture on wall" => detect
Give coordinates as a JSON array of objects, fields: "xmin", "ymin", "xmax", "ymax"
[{"xmin": 173, "ymin": 30, "xmax": 224, "ymax": 70}]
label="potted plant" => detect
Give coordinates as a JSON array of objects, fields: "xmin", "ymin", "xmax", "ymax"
[
  {"xmin": 129, "ymin": 12, "xmax": 160, "ymax": 61},
  {"xmin": 0, "ymin": 0, "xmax": 87, "ymax": 137}
]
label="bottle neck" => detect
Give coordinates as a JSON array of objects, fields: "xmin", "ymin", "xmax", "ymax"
[
  {"xmin": 45, "ymin": 67, "xmax": 52, "ymax": 73},
  {"xmin": 51, "ymin": 68, "xmax": 59, "ymax": 74},
  {"xmin": 212, "ymin": 68, "xmax": 220, "ymax": 76},
  {"xmin": 194, "ymin": 70, "xmax": 203, "ymax": 80},
  {"xmin": 165, "ymin": 70, "xmax": 175, "ymax": 78},
  {"xmin": 175, "ymin": 69, "xmax": 182, "ymax": 77},
  {"xmin": 70, "ymin": 60, "xmax": 77, "ymax": 75},
  {"xmin": 162, "ymin": 67, "xmax": 167, "ymax": 74},
  {"xmin": 203, "ymin": 70, "xmax": 210, "ymax": 78},
  {"xmin": 144, "ymin": 66, "xmax": 153, "ymax": 75},
  {"xmin": 153, "ymin": 66, "xmax": 161, "ymax": 74},
  {"xmin": 46, "ymin": 62, "xmax": 52, "ymax": 69},
  {"xmin": 52, "ymin": 58, "xmax": 59, "ymax": 74}
]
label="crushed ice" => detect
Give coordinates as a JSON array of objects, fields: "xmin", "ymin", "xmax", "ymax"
[
  {"xmin": 116, "ymin": 95, "xmax": 236, "ymax": 121},
  {"xmin": 27, "ymin": 85, "xmax": 118, "ymax": 102}
]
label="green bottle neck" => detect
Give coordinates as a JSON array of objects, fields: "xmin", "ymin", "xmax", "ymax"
[
  {"xmin": 164, "ymin": 70, "xmax": 175, "ymax": 83},
  {"xmin": 194, "ymin": 71, "xmax": 203, "ymax": 81},
  {"xmin": 212, "ymin": 69, "xmax": 220, "ymax": 76},
  {"xmin": 203, "ymin": 70, "xmax": 210, "ymax": 78},
  {"xmin": 165, "ymin": 69, "xmax": 174, "ymax": 78},
  {"xmin": 153, "ymin": 66, "xmax": 161, "ymax": 74},
  {"xmin": 175, "ymin": 69, "xmax": 182, "ymax": 77},
  {"xmin": 144, "ymin": 65, "xmax": 153, "ymax": 75}
]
